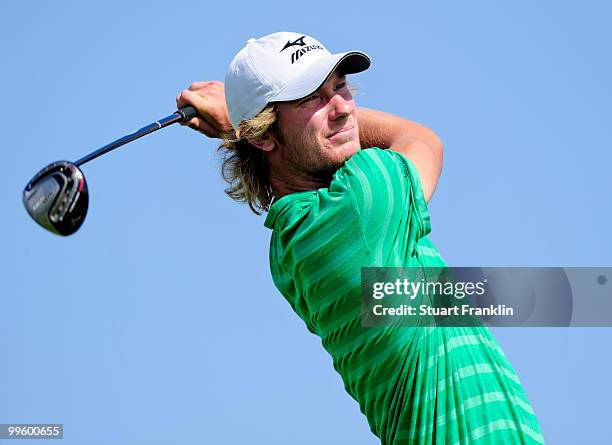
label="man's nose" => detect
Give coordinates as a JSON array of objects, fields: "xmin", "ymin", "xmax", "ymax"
[{"xmin": 328, "ymin": 93, "xmax": 354, "ymax": 120}]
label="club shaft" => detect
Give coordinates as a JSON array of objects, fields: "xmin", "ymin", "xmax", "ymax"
[{"xmin": 74, "ymin": 107, "xmax": 194, "ymax": 167}]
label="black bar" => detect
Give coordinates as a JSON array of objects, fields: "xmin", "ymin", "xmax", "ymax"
[{"xmin": 74, "ymin": 107, "xmax": 195, "ymax": 167}]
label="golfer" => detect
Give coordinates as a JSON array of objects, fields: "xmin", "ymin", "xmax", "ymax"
[{"xmin": 177, "ymin": 32, "xmax": 546, "ymax": 445}]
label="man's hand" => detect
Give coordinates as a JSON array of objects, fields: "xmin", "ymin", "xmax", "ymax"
[{"xmin": 176, "ymin": 81, "xmax": 232, "ymax": 138}]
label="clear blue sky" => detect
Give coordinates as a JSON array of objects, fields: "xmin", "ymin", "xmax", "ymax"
[{"xmin": 1, "ymin": 1, "xmax": 610, "ymax": 444}]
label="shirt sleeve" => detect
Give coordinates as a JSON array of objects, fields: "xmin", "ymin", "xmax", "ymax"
[{"xmin": 329, "ymin": 148, "xmax": 431, "ymax": 261}]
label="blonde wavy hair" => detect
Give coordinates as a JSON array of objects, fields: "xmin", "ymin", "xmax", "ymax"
[{"xmin": 218, "ymin": 104, "xmax": 279, "ymax": 215}]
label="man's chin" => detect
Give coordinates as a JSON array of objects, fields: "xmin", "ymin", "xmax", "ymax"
[
  {"xmin": 321, "ymin": 141, "xmax": 359, "ymax": 175},
  {"xmin": 336, "ymin": 139, "xmax": 360, "ymax": 160}
]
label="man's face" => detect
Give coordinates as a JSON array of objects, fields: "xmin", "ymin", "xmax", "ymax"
[{"xmin": 273, "ymin": 70, "xmax": 360, "ymax": 177}]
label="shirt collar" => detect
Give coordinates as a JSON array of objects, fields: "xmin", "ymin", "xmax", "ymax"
[{"xmin": 264, "ymin": 191, "xmax": 316, "ymax": 229}]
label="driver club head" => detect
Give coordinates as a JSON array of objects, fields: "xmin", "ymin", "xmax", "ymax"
[{"xmin": 23, "ymin": 161, "xmax": 89, "ymax": 236}]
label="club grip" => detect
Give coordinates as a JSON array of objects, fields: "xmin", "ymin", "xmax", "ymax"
[{"xmin": 178, "ymin": 106, "xmax": 197, "ymax": 122}]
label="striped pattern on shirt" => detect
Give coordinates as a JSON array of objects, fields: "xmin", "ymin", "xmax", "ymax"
[{"xmin": 264, "ymin": 148, "xmax": 545, "ymax": 444}]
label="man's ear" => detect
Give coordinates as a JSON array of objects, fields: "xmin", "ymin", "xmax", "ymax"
[{"xmin": 246, "ymin": 132, "xmax": 276, "ymax": 152}]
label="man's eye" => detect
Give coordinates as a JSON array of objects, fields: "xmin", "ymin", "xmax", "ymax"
[
  {"xmin": 300, "ymin": 95, "xmax": 318, "ymax": 105},
  {"xmin": 336, "ymin": 82, "xmax": 346, "ymax": 90}
]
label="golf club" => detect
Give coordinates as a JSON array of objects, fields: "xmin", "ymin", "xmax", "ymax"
[{"xmin": 23, "ymin": 106, "xmax": 197, "ymax": 236}]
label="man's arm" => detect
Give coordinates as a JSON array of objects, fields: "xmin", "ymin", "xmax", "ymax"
[{"xmin": 356, "ymin": 107, "xmax": 443, "ymax": 203}]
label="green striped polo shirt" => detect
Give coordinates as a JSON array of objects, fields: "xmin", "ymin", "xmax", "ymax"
[{"xmin": 264, "ymin": 148, "xmax": 545, "ymax": 445}]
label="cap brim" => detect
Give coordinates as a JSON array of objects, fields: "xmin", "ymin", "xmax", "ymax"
[{"xmin": 271, "ymin": 51, "xmax": 370, "ymax": 102}]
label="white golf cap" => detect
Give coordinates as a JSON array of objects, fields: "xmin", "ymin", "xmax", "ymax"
[{"xmin": 225, "ymin": 31, "xmax": 371, "ymax": 130}]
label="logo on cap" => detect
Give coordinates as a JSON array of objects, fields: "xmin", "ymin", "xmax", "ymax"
[
  {"xmin": 280, "ymin": 35, "xmax": 324, "ymax": 65},
  {"xmin": 280, "ymin": 36, "xmax": 307, "ymax": 52}
]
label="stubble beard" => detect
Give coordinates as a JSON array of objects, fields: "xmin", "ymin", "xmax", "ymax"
[{"xmin": 275, "ymin": 126, "xmax": 355, "ymax": 181}]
